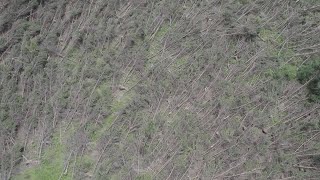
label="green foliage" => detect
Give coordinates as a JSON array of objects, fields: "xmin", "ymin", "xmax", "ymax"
[
  {"xmin": 307, "ymin": 78, "xmax": 320, "ymax": 101},
  {"xmin": 145, "ymin": 121, "xmax": 155, "ymax": 138},
  {"xmin": 17, "ymin": 135, "xmax": 71, "ymax": 180},
  {"xmin": 0, "ymin": 36, "xmax": 6, "ymax": 49},
  {"xmin": 297, "ymin": 59, "xmax": 320, "ymax": 101},
  {"xmin": 297, "ymin": 59, "xmax": 320, "ymax": 83},
  {"xmin": 273, "ymin": 64, "xmax": 297, "ymax": 80},
  {"xmin": 25, "ymin": 38, "xmax": 40, "ymax": 54}
]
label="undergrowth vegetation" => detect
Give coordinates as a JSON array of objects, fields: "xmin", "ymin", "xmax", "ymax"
[{"xmin": 298, "ymin": 58, "xmax": 320, "ymax": 101}]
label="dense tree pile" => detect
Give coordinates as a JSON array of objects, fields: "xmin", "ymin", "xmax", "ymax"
[{"xmin": 0, "ymin": 0, "xmax": 319, "ymax": 179}]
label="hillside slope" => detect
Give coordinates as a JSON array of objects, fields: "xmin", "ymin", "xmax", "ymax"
[{"xmin": 1, "ymin": 0, "xmax": 320, "ymax": 179}]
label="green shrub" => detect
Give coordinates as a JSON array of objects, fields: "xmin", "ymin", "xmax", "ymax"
[
  {"xmin": 307, "ymin": 77, "xmax": 320, "ymax": 101},
  {"xmin": 297, "ymin": 59, "xmax": 320, "ymax": 101},
  {"xmin": 297, "ymin": 59, "xmax": 320, "ymax": 83},
  {"xmin": 312, "ymin": 155, "xmax": 320, "ymax": 167},
  {"xmin": 273, "ymin": 64, "xmax": 297, "ymax": 80}
]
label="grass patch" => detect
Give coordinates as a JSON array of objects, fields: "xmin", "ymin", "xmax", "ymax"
[
  {"xmin": 16, "ymin": 133, "xmax": 71, "ymax": 180},
  {"xmin": 135, "ymin": 173, "xmax": 153, "ymax": 180},
  {"xmin": 146, "ymin": 24, "xmax": 170, "ymax": 70},
  {"xmin": 78, "ymin": 155, "xmax": 94, "ymax": 173},
  {"xmin": 168, "ymin": 56, "xmax": 189, "ymax": 76},
  {"xmin": 90, "ymin": 78, "xmax": 136, "ymax": 140},
  {"xmin": 259, "ymin": 29, "xmax": 284, "ymax": 44}
]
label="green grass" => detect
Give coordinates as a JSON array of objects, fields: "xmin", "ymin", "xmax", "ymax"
[
  {"xmin": 168, "ymin": 56, "xmax": 189, "ymax": 76},
  {"xmin": 259, "ymin": 29, "xmax": 284, "ymax": 44},
  {"xmin": 135, "ymin": 173, "xmax": 153, "ymax": 180},
  {"xmin": 16, "ymin": 134, "xmax": 71, "ymax": 180},
  {"xmin": 146, "ymin": 24, "xmax": 171, "ymax": 70},
  {"xmin": 258, "ymin": 28, "xmax": 303, "ymax": 81},
  {"xmin": 78, "ymin": 155, "xmax": 94, "ymax": 173},
  {"xmin": 87, "ymin": 79, "xmax": 135, "ymax": 140}
]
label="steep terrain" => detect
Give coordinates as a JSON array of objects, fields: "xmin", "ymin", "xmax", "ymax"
[{"xmin": 0, "ymin": 0, "xmax": 320, "ymax": 179}]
